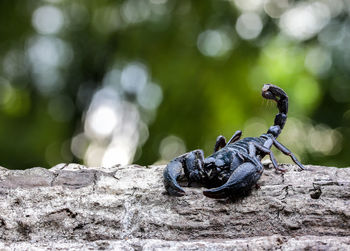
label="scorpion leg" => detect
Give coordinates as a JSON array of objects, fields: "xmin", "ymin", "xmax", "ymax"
[
  {"xmin": 163, "ymin": 150, "xmax": 205, "ymax": 196},
  {"xmin": 214, "ymin": 130, "xmax": 242, "ymax": 152},
  {"xmin": 272, "ymin": 138, "xmax": 305, "ymax": 170},
  {"xmin": 227, "ymin": 130, "xmax": 242, "ymax": 145},
  {"xmin": 214, "ymin": 136, "xmax": 226, "ymax": 152},
  {"xmin": 252, "ymin": 142, "xmax": 287, "ymax": 172}
]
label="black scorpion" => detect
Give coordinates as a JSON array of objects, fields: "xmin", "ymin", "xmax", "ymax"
[{"xmin": 163, "ymin": 84, "xmax": 305, "ymax": 199}]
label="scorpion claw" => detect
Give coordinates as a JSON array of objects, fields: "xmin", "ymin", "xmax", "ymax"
[
  {"xmin": 203, "ymin": 187, "xmax": 228, "ymax": 199},
  {"xmin": 163, "ymin": 160, "xmax": 186, "ymax": 196},
  {"xmin": 203, "ymin": 162, "xmax": 262, "ymax": 199}
]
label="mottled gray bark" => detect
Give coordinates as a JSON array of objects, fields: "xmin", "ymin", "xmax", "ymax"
[{"xmin": 0, "ymin": 163, "xmax": 349, "ymax": 250}]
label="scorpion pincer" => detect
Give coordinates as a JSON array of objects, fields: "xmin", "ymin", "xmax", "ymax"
[{"xmin": 163, "ymin": 84, "xmax": 305, "ymax": 199}]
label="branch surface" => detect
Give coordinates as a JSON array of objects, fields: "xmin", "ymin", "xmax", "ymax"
[{"xmin": 0, "ymin": 164, "xmax": 349, "ymax": 250}]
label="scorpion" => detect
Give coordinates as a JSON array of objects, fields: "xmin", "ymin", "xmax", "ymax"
[{"xmin": 163, "ymin": 84, "xmax": 305, "ymax": 199}]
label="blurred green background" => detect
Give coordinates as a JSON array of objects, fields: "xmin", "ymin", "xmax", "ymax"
[{"xmin": 0, "ymin": 0, "xmax": 349, "ymax": 169}]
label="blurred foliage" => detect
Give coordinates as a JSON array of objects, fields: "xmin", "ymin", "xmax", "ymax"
[{"xmin": 0, "ymin": 0, "xmax": 349, "ymax": 169}]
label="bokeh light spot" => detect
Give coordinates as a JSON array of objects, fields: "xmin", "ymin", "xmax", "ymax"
[
  {"xmin": 85, "ymin": 143, "xmax": 105, "ymax": 167},
  {"xmin": 231, "ymin": 0, "xmax": 264, "ymax": 12},
  {"xmin": 264, "ymin": 0, "xmax": 289, "ymax": 18},
  {"xmin": 305, "ymin": 46, "xmax": 332, "ymax": 76},
  {"xmin": 27, "ymin": 36, "xmax": 73, "ymax": 68},
  {"xmin": 102, "ymin": 138, "xmax": 136, "ymax": 167},
  {"xmin": 235, "ymin": 13, "xmax": 263, "ymax": 40},
  {"xmin": 159, "ymin": 135, "xmax": 186, "ymax": 161},
  {"xmin": 309, "ymin": 125, "xmax": 342, "ymax": 155},
  {"xmin": 197, "ymin": 29, "xmax": 233, "ymax": 57},
  {"xmin": 121, "ymin": 0, "xmax": 151, "ymax": 24},
  {"xmin": 86, "ymin": 105, "xmax": 119, "ymax": 139},
  {"xmin": 279, "ymin": 2, "xmax": 331, "ymax": 41},
  {"xmin": 121, "ymin": 63, "xmax": 148, "ymax": 94},
  {"xmin": 71, "ymin": 133, "xmax": 89, "ymax": 159},
  {"xmin": 32, "ymin": 5, "xmax": 64, "ymax": 35},
  {"xmin": 137, "ymin": 82, "xmax": 163, "ymax": 110}
]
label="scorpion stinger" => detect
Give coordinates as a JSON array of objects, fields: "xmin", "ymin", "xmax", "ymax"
[
  {"xmin": 163, "ymin": 84, "xmax": 305, "ymax": 199},
  {"xmin": 262, "ymin": 83, "xmax": 288, "ymax": 137}
]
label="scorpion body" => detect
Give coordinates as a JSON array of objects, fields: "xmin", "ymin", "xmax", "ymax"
[{"xmin": 163, "ymin": 84, "xmax": 305, "ymax": 199}]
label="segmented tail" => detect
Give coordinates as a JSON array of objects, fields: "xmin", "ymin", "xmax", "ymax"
[{"xmin": 261, "ymin": 84, "xmax": 288, "ymax": 137}]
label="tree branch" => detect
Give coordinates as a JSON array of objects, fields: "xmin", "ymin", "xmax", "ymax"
[{"xmin": 0, "ymin": 164, "xmax": 349, "ymax": 249}]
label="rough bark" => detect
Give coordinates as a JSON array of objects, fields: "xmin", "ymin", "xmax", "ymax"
[{"xmin": 0, "ymin": 163, "xmax": 349, "ymax": 250}]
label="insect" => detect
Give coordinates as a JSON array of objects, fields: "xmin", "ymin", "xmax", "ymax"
[{"xmin": 163, "ymin": 84, "xmax": 305, "ymax": 199}]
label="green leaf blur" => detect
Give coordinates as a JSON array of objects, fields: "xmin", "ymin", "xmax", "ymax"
[{"xmin": 0, "ymin": 0, "xmax": 348, "ymax": 169}]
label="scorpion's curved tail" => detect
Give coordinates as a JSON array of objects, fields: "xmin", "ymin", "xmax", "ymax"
[{"xmin": 261, "ymin": 84, "xmax": 288, "ymax": 138}]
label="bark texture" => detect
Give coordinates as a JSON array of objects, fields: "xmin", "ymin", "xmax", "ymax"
[{"xmin": 0, "ymin": 163, "xmax": 349, "ymax": 250}]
